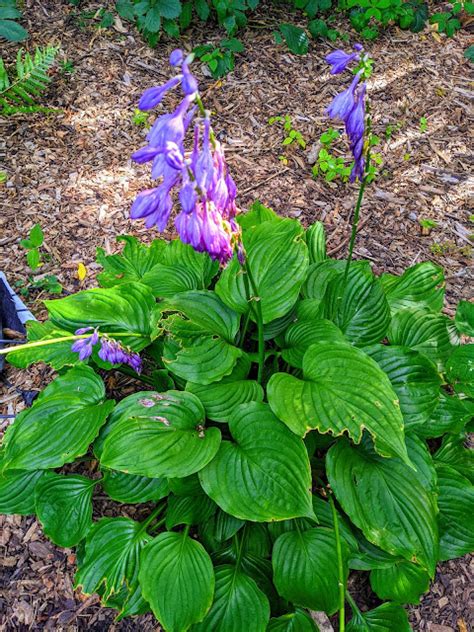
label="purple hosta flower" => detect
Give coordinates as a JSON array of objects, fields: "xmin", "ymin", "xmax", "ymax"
[
  {"xmin": 169, "ymin": 49, "xmax": 184, "ymax": 67},
  {"xmin": 99, "ymin": 338, "xmax": 142, "ymax": 374},
  {"xmin": 326, "ymin": 72, "xmax": 361, "ymax": 121},
  {"xmin": 346, "ymin": 83, "xmax": 367, "ymax": 182},
  {"xmin": 139, "ymin": 76, "xmax": 182, "ymax": 111},
  {"xmin": 71, "ymin": 328, "xmax": 99, "ymax": 361},
  {"xmin": 326, "ymin": 49, "xmax": 359, "ymax": 75},
  {"xmin": 193, "ymin": 119, "xmax": 214, "ymax": 191},
  {"xmin": 175, "ymin": 202, "xmax": 235, "ymax": 263}
]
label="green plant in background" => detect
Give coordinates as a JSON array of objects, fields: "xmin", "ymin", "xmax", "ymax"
[
  {"xmin": 269, "ymin": 114, "xmax": 306, "ymax": 165},
  {"xmin": 14, "ymin": 275, "xmax": 63, "ymax": 299},
  {"xmin": 430, "ymin": 1, "xmax": 474, "ymax": 37},
  {"xmin": 343, "ymin": 0, "xmax": 429, "ymax": 39},
  {"xmin": 0, "ymin": 171, "xmax": 7, "ymax": 183},
  {"xmin": 132, "ymin": 107, "xmax": 150, "ymax": 126},
  {"xmin": 19, "ymin": 224, "xmax": 45, "ymax": 271},
  {"xmin": 419, "ymin": 115, "xmax": 428, "ymax": 133},
  {"xmin": 465, "ymin": 45, "xmax": 474, "ymax": 63},
  {"xmin": 194, "ymin": 38, "xmax": 244, "ymax": 78},
  {"xmin": 0, "ymin": 0, "xmax": 27, "ymax": 42},
  {"xmin": 0, "ymin": 46, "xmax": 59, "ymax": 115},
  {"xmin": 384, "ymin": 120, "xmax": 402, "ymax": 141}
]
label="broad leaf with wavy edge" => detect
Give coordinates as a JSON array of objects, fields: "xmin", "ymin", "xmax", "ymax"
[
  {"xmin": 199, "ymin": 402, "xmax": 314, "ymax": 522},
  {"xmin": 346, "ymin": 602, "xmax": 411, "ymax": 631},
  {"xmin": 35, "ymin": 472, "xmax": 96, "ymax": 547},
  {"xmin": 101, "ymin": 468, "xmax": 169, "ymax": 504},
  {"xmin": 434, "ymin": 434, "xmax": 474, "ymax": 483},
  {"xmin": 100, "ymin": 390, "xmax": 221, "ymax": 479},
  {"xmin": 268, "ymin": 609, "xmax": 319, "ymax": 631},
  {"xmin": 435, "ymin": 463, "xmax": 474, "ymax": 561},
  {"xmin": 455, "ymin": 300, "xmax": 474, "ymax": 336},
  {"xmin": 280, "ymin": 318, "xmax": 345, "ymax": 369},
  {"xmin": 387, "ymin": 308, "xmax": 454, "ymax": 370},
  {"xmin": 364, "ymin": 344, "xmax": 441, "ymax": 428},
  {"xmin": 306, "ymin": 220, "xmax": 327, "ymax": 264},
  {"xmin": 191, "ymin": 564, "xmax": 270, "ymax": 632},
  {"xmin": 163, "ymin": 290, "xmax": 242, "ymax": 384},
  {"xmin": 186, "ymin": 376, "xmax": 263, "ymax": 422},
  {"xmin": 381, "ymin": 262, "xmax": 444, "ymax": 313},
  {"xmin": 0, "ymin": 463, "xmax": 44, "ymax": 515},
  {"xmin": 75, "ymin": 517, "xmax": 151, "ymax": 619},
  {"xmin": 327, "ymin": 437, "xmax": 439, "ymax": 576},
  {"xmin": 2, "ymin": 366, "xmax": 114, "ymax": 472},
  {"xmin": 165, "ymin": 492, "xmax": 217, "ymax": 529},
  {"xmin": 6, "ymin": 321, "xmax": 81, "ymax": 370},
  {"xmin": 139, "ymin": 532, "xmax": 214, "ymax": 632},
  {"xmin": 272, "ymin": 527, "xmax": 348, "ymax": 615},
  {"xmin": 45, "ymin": 282, "xmax": 160, "ymax": 350},
  {"xmin": 216, "ymin": 218, "xmax": 309, "ymax": 324},
  {"xmin": 96, "ymin": 235, "xmax": 165, "ymax": 286},
  {"xmin": 370, "ymin": 560, "xmax": 430, "ymax": 605},
  {"xmin": 415, "ymin": 391, "xmax": 474, "ymax": 439},
  {"xmin": 267, "ymin": 342, "xmax": 409, "ymax": 463},
  {"xmin": 445, "ymin": 344, "xmax": 474, "ymax": 397}
]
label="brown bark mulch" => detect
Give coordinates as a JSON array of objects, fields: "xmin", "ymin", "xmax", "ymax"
[{"xmin": 0, "ymin": 0, "xmax": 473, "ymax": 630}]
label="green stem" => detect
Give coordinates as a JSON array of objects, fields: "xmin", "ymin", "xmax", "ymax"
[
  {"xmin": 140, "ymin": 502, "xmax": 167, "ymax": 534},
  {"xmin": 244, "ymin": 263, "xmax": 264, "ymax": 384},
  {"xmin": 329, "ymin": 494, "xmax": 346, "ymax": 632},
  {"xmin": 235, "ymin": 523, "xmax": 248, "ymax": 569},
  {"xmin": 115, "ymin": 365, "xmax": 155, "ymax": 385},
  {"xmin": 0, "ymin": 332, "xmax": 145, "ymax": 356},
  {"xmin": 183, "ymin": 524, "xmax": 191, "ymax": 538},
  {"xmin": 345, "ymin": 590, "xmax": 361, "ymax": 617},
  {"xmin": 149, "ymin": 516, "xmax": 167, "ymax": 533},
  {"xmin": 239, "ymin": 309, "xmax": 251, "ymax": 348}
]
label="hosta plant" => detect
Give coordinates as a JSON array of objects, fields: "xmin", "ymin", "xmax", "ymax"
[{"xmin": 1, "ymin": 48, "xmax": 474, "ymax": 632}]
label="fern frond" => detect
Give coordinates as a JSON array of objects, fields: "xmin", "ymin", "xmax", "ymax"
[{"xmin": 0, "ymin": 45, "xmax": 59, "ymax": 111}]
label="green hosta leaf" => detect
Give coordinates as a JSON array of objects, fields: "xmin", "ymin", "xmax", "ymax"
[
  {"xmin": 370, "ymin": 560, "xmax": 430, "ymax": 605},
  {"xmin": 280, "ymin": 318, "xmax": 346, "ymax": 369},
  {"xmin": 267, "ymin": 609, "xmax": 319, "ymax": 631},
  {"xmin": 346, "ymin": 602, "xmax": 411, "ymax": 632},
  {"xmin": 75, "ymin": 517, "xmax": 151, "ymax": 619},
  {"xmin": 364, "ymin": 344, "xmax": 441, "ymax": 428},
  {"xmin": 327, "ymin": 438, "xmax": 438, "ymax": 576},
  {"xmin": 278, "ymin": 23, "xmax": 309, "ymax": 55},
  {"xmin": 139, "ymin": 532, "xmax": 214, "ymax": 632},
  {"xmin": 237, "ymin": 200, "xmax": 281, "ymax": 231},
  {"xmin": 306, "ymin": 221, "xmax": 327, "ymax": 264},
  {"xmin": 416, "ymin": 392, "xmax": 474, "ymax": 439},
  {"xmin": 199, "ymin": 509, "xmax": 244, "ymax": 551},
  {"xmin": 163, "ymin": 290, "xmax": 242, "ymax": 384},
  {"xmin": 216, "ymin": 218, "xmax": 309, "ymax": 324},
  {"xmin": 2, "ymin": 367, "xmax": 114, "ymax": 471},
  {"xmin": 324, "ymin": 265, "xmax": 391, "ymax": 346},
  {"xmin": 186, "ymin": 366, "xmax": 263, "ymax": 421},
  {"xmin": 0, "ymin": 465, "xmax": 44, "ymax": 514},
  {"xmin": 6, "ymin": 320, "xmax": 80, "ymax": 369},
  {"xmin": 268, "ymin": 342, "xmax": 409, "ymax": 463},
  {"xmin": 45, "ymin": 283, "xmax": 159, "ymax": 350},
  {"xmin": 35, "ymin": 472, "xmax": 96, "ymax": 547},
  {"xmin": 199, "ymin": 402, "xmax": 314, "ymax": 522},
  {"xmin": 311, "ymin": 496, "xmax": 359, "ymax": 554},
  {"xmin": 387, "ymin": 309, "xmax": 454, "ymax": 369},
  {"xmin": 101, "ymin": 468, "xmax": 169, "ymax": 504},
  {"xmin": 455, "ymin": 300, "xmax": 474, "ymax": 336},
  {"xmin": 349, "ymin": 529, "xmax": 403, "ymax": 571},
  {"xmin": 434, "ymin": 434, "xmax": 474, "ymax": 483},
  {"xmin": 381, "ymin": 262, "xmax": 444, "ymax": 313},
  {"xmin": 100, "ymin": 390, "xmax": 221, "ymax": 478},
  {"xmin": 165, "ymin": 492, "xmax": 217, "ymax": 529},
  {"xmin": 435, "ymin": 463, "xmax": 474, "ymax": 561},
  {"xmin": 445, "ymin": 344, "xmax": 474, "ymax": 397},
  {"xmin": 192, "ymin": 564, "xmax": 270, "ymax": 632},
  {"xmin": 96, "ymin": 236, "xmax": 165, "ymax": 286},
  {"xmin": 273, "ymin": 527, "xmax": 348, "ymax": 615}
]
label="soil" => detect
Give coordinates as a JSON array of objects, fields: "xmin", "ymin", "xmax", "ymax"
[{"xmin": 0, "ymin": 0, "xmax": 473, "ymax": 630}]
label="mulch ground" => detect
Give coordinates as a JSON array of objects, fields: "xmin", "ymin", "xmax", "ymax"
[{"xmin": 0, "ymin": 0, "xmax": 473, "ymax": 630}]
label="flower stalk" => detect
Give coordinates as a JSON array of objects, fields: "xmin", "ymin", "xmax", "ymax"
[{"xmin": 329, "ymin": 494, "xmax": 346, "ymax": 632}]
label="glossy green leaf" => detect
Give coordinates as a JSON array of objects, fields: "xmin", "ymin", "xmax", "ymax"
[
  {"xmin": 139, "ymin": 532, "xmax": 214, "ymax": 632},
  {"xmin": 381, "ymin": 262, "xmax": 444, "ymax": 313},
  {"xmin": 455, "ymin": 300, "xmax": 474, "ymax": 336},
  {"xmin": 96, "ymin": 235, "xmax": 165, "ymax": 286},
  {"xmin": 45, "ymin": 283, "xmax": 159, "ymax": 350},
  {"xmin": 364, "ymin": 344, "xmax": 441, "ymax": 428},
  {"xmin": 199, "ymin": 402, "xmax": 314, "ymax": 522},
  {"xmin": 273, "ymin": 527, "xmax": 348, "ymax": 615},
  {"xmin": 237, "ymin": 200, "xmax": 281, "ymax": 231},
  {"xmin": 346, "ymin": 602, "xmax": 411, "ymax": 631},
  {"xmin": 0, "ymin": 465, "xmax": 44, "ymax": 515},
  {"xmin": 75, "ymin": 517, "xmax": 151, "ymax": 619},
  {"xmin": 6, "ymin": 321, "xmax": 80, "ymax": 369},
  {"xmin": 306, "ymin": 221, "xmax": 327, "ymax": 264},
  {"xmin": 267, "ymin": 609, "xmax": 319, "ymax": 631},
  {"xmin": 163, "ymin": 290, "xmax": 242, "ymax": 384},
  {"xmin": 199, "ymin": 509, "xmax": 244, "ymax": 551},
  {"xmin": 278, "ymin": 23, "xmax": 309, "ymax": 55},
  {"xmin": 268, "ymin": 342, "xmax": 409, "ymax": 463},
  {"xmin": 192, "ymin": 564, "xmax": 270, "ymax": 632},
  {"xmin": 165, "ymin": 492, "xmax": 217, "ymax": 529},
  {"xmin": 100, "ymin": 390, "xmax": 221, "ymax": 478},
  {"xmin": 280, "ymin": 318, "xmax": 345, "ymax": 369},
  {"xmin": 2, "ymin": 366, "xmax": 114, "ymax": 471},
  {"xmin": 327, "ymin": 438, "xmax": 438, "ymax": 576},
  {"xmin": 370, "ymin": 560, "xmax": 430, "ymax": 605},
  {"xmin": 101, "ymin": 468, "xmax": 169, "ymax": 504},
  {"xmin": 434, "ymin": 434, "xmax": 474, "ymax": 483},
  {"xmin": 445, "ymin": 344, "xmax": 474, "ymax": 397},
  {"xmin": 414, "ymin": 391, "xmax": 473, "ymax": 439},
  {"xmin": 216, "ymin": 218, "xmax": 309, "ymax": 324},
  {"xmin": 435, "ymin": 463, "xmax": 474, "ymax": 561},
  {"xmin": 388, "ymin": 309, "xmax": 454, "ymax": 369},
  {"xmin": 35, "ymin": 472, "xmax": 96, "ymax": 547}
]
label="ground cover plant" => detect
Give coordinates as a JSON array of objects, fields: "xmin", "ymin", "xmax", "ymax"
[{"xmin": 0, "ymin": 45, "xmax": 473, "ymax": 632}]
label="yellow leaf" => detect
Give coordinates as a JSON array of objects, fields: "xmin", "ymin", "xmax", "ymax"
[{"xmin": 77, "ymin": 263, "xmax": 87, "ymax": 282}]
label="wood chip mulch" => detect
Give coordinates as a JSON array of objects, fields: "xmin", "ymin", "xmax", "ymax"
[{"xmin": 0, "ymin": 0, "xmax": 473, "ymax": 630}]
